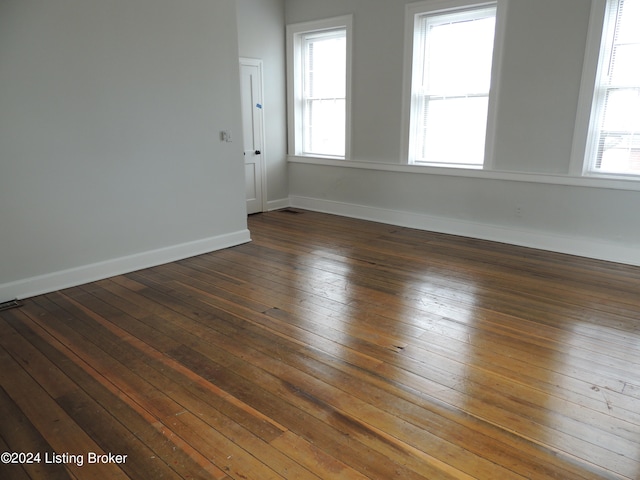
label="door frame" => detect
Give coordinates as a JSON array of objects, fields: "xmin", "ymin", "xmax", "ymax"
[{"xmin": 240, "ymin": 57, "xmax": 268, "ymax": 213}]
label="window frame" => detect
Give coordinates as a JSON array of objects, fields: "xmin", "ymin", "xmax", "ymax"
[
  {"xmin": 401, "ymin": 0, "xmax": 504, "ymax": 169},
  {"xmin": 286, "ymin": 15, "xmax": 353, "ymax": 160},
  {"xmin": 571, "ymin": 0, "xmax": 640, "ymax": 179}
]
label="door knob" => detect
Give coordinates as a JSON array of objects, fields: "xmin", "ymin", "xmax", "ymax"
[{"xmin": 255, "ymin": 150, "xmax": 261, "ymax": 155}]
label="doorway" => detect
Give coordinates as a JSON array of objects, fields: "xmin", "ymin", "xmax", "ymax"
[{"xmin": 240, "ymin": 58, "xmax": 267, "ymax": 214}]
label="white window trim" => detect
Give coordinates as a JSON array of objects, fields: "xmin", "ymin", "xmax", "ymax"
[
  {"xmin": 570, "ymin": 0, "xmax": 608, "ymax": 177},
  {"xmin": 286, "ymin": 15, "xmax": 353, "ymax": 160},
  {"xmin": 400, "ymin": 0, "xmax": 506, "ymax": 169},
  {"xmin": 571, "ymin": 0, "xmax": 640, "ymax": 180}
]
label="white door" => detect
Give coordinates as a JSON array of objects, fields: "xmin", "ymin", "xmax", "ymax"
[{"xmin": 240, "ymin": 59, "xmax": 265, "ymax": 214}]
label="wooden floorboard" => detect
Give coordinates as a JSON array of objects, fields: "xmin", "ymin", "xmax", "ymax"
[{"xmin": 1, "ymin": 209, "xmax": 639, "ymax": 479}]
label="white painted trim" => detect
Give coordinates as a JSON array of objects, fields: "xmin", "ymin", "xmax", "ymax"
[
  {"xmin": 483, "ymin": 0, "xmax": 508, "ymax": 171},
  {"xmin": 344, "ymin": 15, "xmax": 353, "ymax": 161},
  {"xmin": 400, "ymin": 2, "xmax": 417, "ymax": 162},
  {"xmin": 569, "ymin": 0, "xmax": 607, "ymax": 176},
  {"xmin": 286, "ymin": 15, "xmax": 353, "ymax": 160},
  {"xmin": 240, "ymin": 57, "xmax": 269, "ymax": 212},
  {"xmin": 401, "ymin": 0, "xmax": 503, "ymax": 166},
  {"xmin": 0, "ymin": 230, "xmax": 251, "ymax": 302},
  {"xmin": 289, "ymin": 195, "xmax": 640, "ymax": 267},
  {"xmin": 288, "ymin": 155, "xmax": 640, "ymax": 191},
  {"xmin": 267, "ymin": 198, "xmax": 291, "ymax": 211}
]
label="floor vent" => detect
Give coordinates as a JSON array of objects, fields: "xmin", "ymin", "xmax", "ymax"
[
  {"xmin": 0, "ymin": 299, "xmax": 22, "ymax": 312},
  {"xmin": 280, "ymin": 208, "xmax": 304, "ymax": 214}
]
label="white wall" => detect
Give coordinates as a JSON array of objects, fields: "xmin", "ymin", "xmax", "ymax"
[
  {"xmin": 236, "ymin": 0, "xmax": 289, "ymax": 209},
  {"xmin": 285, "ymin": 0, "xmax": 640, "ymax": 266},
  {"xmin": 0, "ymin": 0, "xmax": 249, "ymax": 302}
]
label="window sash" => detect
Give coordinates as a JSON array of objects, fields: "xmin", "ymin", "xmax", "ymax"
[
  {"xmin": 409, "ymin": 4, "xmax": 496, "ymax": 166},
  {"xmin": 413, "ymin": 94, "xmax": 490, "ymax": 166},
  {"xmin": 300, "ymin": 29, "xmax": 346, "ymax": 156},
  {"xmin": 303, "ymin": 98, "xmax": 346, "ymax": 156}
]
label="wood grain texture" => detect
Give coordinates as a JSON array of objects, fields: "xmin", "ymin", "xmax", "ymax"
[{"xmin": 1, "ymin": 209, "xmax": 639, "ymax": 479}]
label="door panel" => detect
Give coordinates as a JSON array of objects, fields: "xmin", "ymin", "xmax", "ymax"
[
  {"xmin": 240, "ymin": 60, "xmax": 265, "ymax": 214},
  {"xmin": 245, "ymin": 163, "xmax": 257, "ymax": 201}
]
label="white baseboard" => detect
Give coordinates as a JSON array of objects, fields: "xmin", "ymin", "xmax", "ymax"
[
  {"xmin": 289, "ymin": 195, "xmax": 640, "ymax": 267},
  {"xmin": 0, "ymin": 229, "xmax": 251, "ymax": 302},
  {"xmin": 267, "ymin": 198, "xmax": 290, "ymax": 211}
]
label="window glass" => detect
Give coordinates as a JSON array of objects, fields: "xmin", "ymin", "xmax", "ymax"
[
  {"xmin": 409, "ymin": 5, "xmax": 496, "ymax": 167},
  {"xmin": 303, "ymin": 31, "xmax": 346, "ymax": 156}
]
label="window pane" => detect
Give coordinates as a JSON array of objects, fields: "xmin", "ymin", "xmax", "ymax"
[
  {"xmin": 304, "ymin": 99, "xmax": 346, "ymax": 157},
  {"xmin": 610, "ymin": 44, "xmax": 640, "ymax": 85},
  {"xmin": 602, "ymin": 88, "xmax": 640, "ymax": 131},
  {"xmin": 598, "ymin": 134, "xmax": 640, "ymax": 173},
  {"xmin": 417, "ymin": 96, "xmax": 488, "ymax": 164},
  {"xmin": 616, "ymin": 0, "xmax": 640, "ymax": 44},
  {"xmin": 305, "ymin": 35, "xmax": 346, "ymax": 99},
  {"xmin": 424, "ymin": 16, "xmax": 495, "ymax": 94},
  {"xmin": 597, "ymin": 88, "xmax": 640, "ymax": 173}
]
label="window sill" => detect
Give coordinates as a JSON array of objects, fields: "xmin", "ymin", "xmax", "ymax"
[
  {"xmin": 287, "ymin": 155, "xmax": 640, "ymax": 192},
  {"xmin": 410, "ymin": 161, "xmax": 483, "ymax": 170},
  {"xmin": 295, "ymin": 153, "xmax": 346, "ymax": 161}
]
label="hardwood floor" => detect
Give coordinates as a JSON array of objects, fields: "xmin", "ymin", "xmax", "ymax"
[{"xmin": 1, "ymin": 209, "xmax": 639, "ymax": 479}]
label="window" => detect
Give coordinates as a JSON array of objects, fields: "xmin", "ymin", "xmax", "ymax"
[
  {"xmin": 405, "ymin": 2, "xmax": 498, "ymax": 167},
  {"xmin": 287, "ymin": 16, "xmax": 352, "ymax": 159},
  {"xmin": 584, "ymin": 0, "xmax": 640, "ymax": 177}
]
